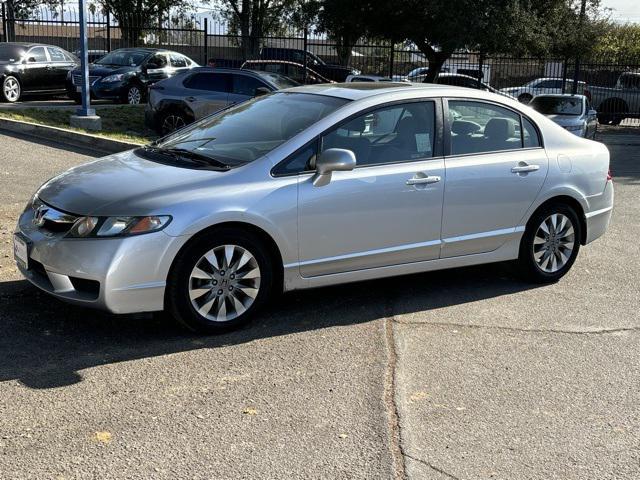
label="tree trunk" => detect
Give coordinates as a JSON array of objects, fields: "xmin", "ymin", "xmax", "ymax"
[
  {"xmin": 416, "ymin": 41, "xmax": 454, "ymax": 83},
  {"xmin": 5, "ymin": 0, "xmax": 16, "ymax": 42},
  {"xmin": 334, "ymin": 33, "xmax": 355, "ymax": 66}
]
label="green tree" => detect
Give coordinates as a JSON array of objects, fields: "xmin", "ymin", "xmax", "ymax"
[
  {"xmin": 316, "ymin": 0, "xmax": 369, "ymax": 66},
  {"xmin": 593, "ymin": 23, "xmax": 640, "ymax": 63}
]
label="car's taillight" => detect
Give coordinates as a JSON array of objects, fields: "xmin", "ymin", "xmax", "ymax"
[{"xmin": 607, "ymin": 169, "xmax": 613, "ymax": 181}]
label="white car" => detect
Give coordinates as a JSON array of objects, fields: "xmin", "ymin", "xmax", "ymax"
[
  {"xmin": 529, "ymin": 94, "xmax": 598, "ymax": 139},
  {"xmin": 501, "ymin": 77, "xmax": 587, "ymax": 104}
]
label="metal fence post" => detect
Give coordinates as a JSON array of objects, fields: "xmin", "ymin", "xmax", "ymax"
[
  {"xmin": 303, "ymin": 26, "xmax": 308, "ymax": 84},
  {"xmin": 388, "ymin": 43, "xmax": 394, "ymax": 78},
  {"xmin": 106, "ymin": 10, "xmax": 111, "ymax": 52},
  {"xmin": 203, "ymin": 17, "xmax": 208, "ymax": 65},
  {"xmin": 1, "ymin": 3, "xmax": 6, "ymax": 42}
]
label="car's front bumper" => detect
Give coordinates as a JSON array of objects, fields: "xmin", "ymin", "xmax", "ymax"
[
  {"xmin": 65, "ymin": 79, "xmax": 126, "ymax": 100},
  {"xmin": 15, "ymin": 207, "xmax": 188, "ymax": 314}
]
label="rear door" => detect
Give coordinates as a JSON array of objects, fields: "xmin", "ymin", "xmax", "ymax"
[
  {"xmin": 46, "ymin": 47, "xmax": 75, "ymax": 89},
  {"xmin": 441, "ymin": 99, "xmax": 549, "ymax": 257},
  {"xmin": 181, "ymin": 71, "xmax": 231, "ymax": 119}
]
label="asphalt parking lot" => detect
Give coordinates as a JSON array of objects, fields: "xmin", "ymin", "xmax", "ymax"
[{"xmin": 0, "ymin": 128, "xmax": 638, "ymax": 479}]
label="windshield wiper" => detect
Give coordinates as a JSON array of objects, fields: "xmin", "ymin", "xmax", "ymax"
[{"xmin": 141, "ymin": 146, "xmax": 231, "ymax": 170}]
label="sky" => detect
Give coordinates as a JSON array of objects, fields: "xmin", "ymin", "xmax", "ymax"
[{"xmin": 601, "ymin": 0, "xmax": 640, "ymax": 23}]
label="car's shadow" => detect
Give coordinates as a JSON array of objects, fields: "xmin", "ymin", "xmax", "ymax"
[{"xmin": 0, "ymin": 263, "xmax": 541, "ymax": 389}]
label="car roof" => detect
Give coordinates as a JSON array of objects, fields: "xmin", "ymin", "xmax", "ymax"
[
  {"xmin": 534, "ymin": 77, "xmax": 586, "ymax": 84},
  {"xmin": 283, "ymin": 82, "xmax": 460, "ymax": 101},
  {"xmin": 532, "ymin": 93, "xmax": 586, "ymax": 99}
]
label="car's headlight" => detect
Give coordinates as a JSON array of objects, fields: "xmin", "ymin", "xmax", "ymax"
[
  {"xmin": 66, "ymin": 70, "xmax": 72, "ymax": 80},
  {"xmin": 66, "ymin": 215, "xmax": 171, "ymax": 238},
  {"xmin": 101, "ymin": 74, "xmax": 125, "ymax": 83},
  {"xmin": 565, "ymin": 125, "xmax": 584, "ymax": 132}
]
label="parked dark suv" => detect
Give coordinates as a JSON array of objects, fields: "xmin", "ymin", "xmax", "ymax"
[
  {"xmin": 260, "ymin": 47, "xmax": 358, "ymax": 82},
  {"xmin": 145, "ymin": 67, "xmax": 298, "ymax": 135},
  {"xmin": 0, "ymin": 42, "xmax": 78, "ymax": 102},
  {"xmin": 66, "ymin": 47, "xmax": 198, "ymax": 104}
]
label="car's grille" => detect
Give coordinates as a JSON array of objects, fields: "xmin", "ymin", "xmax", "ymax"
[
  {"xmin": 32, "ymin": 201, "xmax": 78, "ymax": 235},
  {"xmin": 72, "ymin": 74, "xmax": 100, "ymax": 86}
]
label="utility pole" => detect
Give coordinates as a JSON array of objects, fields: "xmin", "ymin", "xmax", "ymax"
[
  {"xmin": 70, "ymin": 0, "xmax": 101, "ymax": 130},
  {"xmin": 571, "ymin": 0, "xmax": 588, "ymax": 95}
]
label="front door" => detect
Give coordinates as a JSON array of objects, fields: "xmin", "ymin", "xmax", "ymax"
[
  {"xmin": 441, "ymin": 99, "xmax": 549, "ymax": 257},
  {"xmin": 298, "ymin": 101, "xmax": 444, "ymax": 277}
]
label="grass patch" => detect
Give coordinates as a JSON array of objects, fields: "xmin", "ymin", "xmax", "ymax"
[{"xmin": 0, "ymin": 105, "xmax": 156, "ymax": 144}]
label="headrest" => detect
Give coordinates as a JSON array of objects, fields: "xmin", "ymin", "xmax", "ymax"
[
  {"xmin": 484, "ymin": 118, "xmax": 515, "ymax": 139},
  {"xmin": 451, "ymin": 120, "xmax": 481, "ymax": 135}
]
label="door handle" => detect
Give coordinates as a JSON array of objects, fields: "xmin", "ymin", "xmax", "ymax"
[
  {"xmin": 185, "ymin": 96, "xmax": 196, "ymax": 102},
  {"xmin": 406, "ymin": 175, "xmax": 441, "ymax": 185},
  {"xmin": 511, "ymin": 164, "xmax": 540, "ymax": 173}
]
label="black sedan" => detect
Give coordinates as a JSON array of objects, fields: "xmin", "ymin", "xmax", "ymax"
[
  {"xmin": 66, "ymin": 48, "xmax": 198, "ymax": 105},
  {"xmin": 0, "ymin": 42, "xmax": 78, "ymax": 102}
]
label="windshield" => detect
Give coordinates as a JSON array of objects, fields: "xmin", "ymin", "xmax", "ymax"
[
  {"xmin": 155, "ymin": 93, "xmax": 349, "ymax": 166},
  {"xmin": 0, "ymin": 44, "xmax": 24, "ymax": 62},
  {"xmin": 258, "ymin": 72, "xmax": 299, "ymax": 89},
  {"xmin": 95, "ymin": 50, "xmax": 148, "ymax": 66},
  {"xmin": 530, "ymin": 96, "xmax": 583, "ymax": 115}
]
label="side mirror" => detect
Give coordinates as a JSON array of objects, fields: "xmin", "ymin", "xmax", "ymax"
[
  {"xmin": 588, "ymin": 109, "xmax": 597, "ymax": 116},
  {"xmin": 26, "ymin": 57, "xmax": 37, "ymax": 63},
  {"xmin": 254, "ymin": 86, "xmax": 271, "ymax": 97},
  {"xmin": 312, "ymin": 148, "xmax": 356, "ymax": 187}
]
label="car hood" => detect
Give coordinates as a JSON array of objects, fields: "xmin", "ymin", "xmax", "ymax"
[
  {"xmin": 72, "ymin": 64, "xmax": 138, "ymax": 77},
  {"xmin": 36, "ymin": 149, "xmax": 231, "ymax": 216}
]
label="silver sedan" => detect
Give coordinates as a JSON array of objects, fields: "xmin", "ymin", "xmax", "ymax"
[{"xmin": 14, "ymin": 83, "xmax": 614, "ymax": 333}]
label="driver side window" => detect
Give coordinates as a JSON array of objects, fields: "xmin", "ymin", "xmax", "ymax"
[
  {"xmin": 27, "ymin": 47, "xmax": 47, "ymax": 63},
  {"xmin": 147, "ymin": 54, "xmax": 167, "ymax": 69}
]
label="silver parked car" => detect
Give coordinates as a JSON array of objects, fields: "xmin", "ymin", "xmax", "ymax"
[
  {"xmin": 500, "ymin": 77, "xmax": 587, "ymax": 103},
  {"xmin": 529, "ymin": 94, "xmax": 598, "ymax": 139},
  {"xmin": 14, "ymin": 83, "xmax": 614, "ymax": 333}
]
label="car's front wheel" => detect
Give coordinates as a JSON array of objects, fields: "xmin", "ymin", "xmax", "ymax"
[
  {"xmin": 160, "ymin": 111, "xmax": 188, "ymax": 135},
  {"xmin": 123, "ymin": 85, "xmax": 143, "ymax": 105},
  {"xmin": 2, "ymin": 76, "xmax": 21, "ymax": 102},
  {"xmin": 166, "ymin": 228, "xmax": 275, "ymax": 333},
  {"xmin": 518, "ymin": 203, "xmax": 581, "ymax": 283}
]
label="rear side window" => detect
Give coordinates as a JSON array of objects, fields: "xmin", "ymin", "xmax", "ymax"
[
  {"xmin": 47, "ymin": 47, "xmax": 66, "ymax": 62},
  {"xmin": 522, "ymin": 117, "xmax": 541, "ymax": 148},
  {"xmin": 232, "ymin": 75, "xmax": 267, "ymax": 96},
  {"xmin": 27, "ymin": 47, "xmax": 47, "ymax": 62},
  {"xmin": 448, "ymin": 100, "xmax": 523, "ymax": 155},
  {"xmin": 184, "ymin": 72, "xmax": 230, "ymax": 92},
  {"xmin": 170, "ymin": 54, "xmax": 187, "ymax": 68}
]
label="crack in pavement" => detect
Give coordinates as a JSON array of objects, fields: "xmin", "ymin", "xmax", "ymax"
[
  {"xmin": 393, "ymin": 319, "xmax": 640, "ymax": 336},
  {"xmin": 404, "ymin": 453, "xmax": 461, "ymax": 480},
  {"xmin": 383, "ymin": 301, "xmax": 407, "ymax": 480}
]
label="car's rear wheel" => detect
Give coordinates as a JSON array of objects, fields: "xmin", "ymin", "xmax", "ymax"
[
  {"xmin": 160, "ymin": 111, "xmax": 188, "ymax": 135},
  {"xmin": 2, "ymin": 76, "xmax": 21, "ymax": 102},
  {"xmin": 166, "ymin": 228, "xmax": 275, "ymax": 333},
  {"xmin": 518, "ymin": 203, "xmax": 581, "ymax": 283}
]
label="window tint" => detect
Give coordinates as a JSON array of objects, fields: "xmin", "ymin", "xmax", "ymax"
[
  {"xmin": 272, "ymin": 140, "xmax": 318, "ymax": 176},
  {"xmin": 264, "ymin": 63, "xmax": 286, "ymax": 75},
  {"xmin": 47, "ymin": 47, "xmax": 66, "ymax": 62},
  {"xmin": 448, "ymin": 100, "xmax": 522, "ymax": 155},
  {"xmin": 184, "ymin": 72, "xmax": 230, "ymax": 92},
  {"xmin": 322, "ymin": 102, "xmax": 436, "ymax": 167},
  {"xmin": 233, "ymin": 74, "xmax": 267, "ymax": 96},
  {"xmin": 522, "ymin": 117, "xmax": 541, "ymax": 148},
  {"xmin": 28, "ymin": 47, "xmax": 47, "ymax": 62},
  {"xmin": 170, "ymin": 54, "xmax": 187, "ymax": 68}
]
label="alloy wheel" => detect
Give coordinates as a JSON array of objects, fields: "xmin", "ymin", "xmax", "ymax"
[
  {"xmin": 532, "ymin": 213, "xmax": 575, "ymax": 273},
  {"xmin": 127, "ymin": 86, "xmax": 141, "ymax": 104},
  {"xmin": 3, "ymin": 78, "xmax": 20, "ymax": 102},
  {"xmin": 161, "ymin": 114, "xmax": 186, "ymax": 134},
  {"xmin": 188, "ymin": 244, "xmax": 261, "ymax": 322}
]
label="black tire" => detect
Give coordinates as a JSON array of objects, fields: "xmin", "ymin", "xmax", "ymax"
[
  {"xmin": 517, "ymin": 93, "xmax": 532, "ymax": 104},
  {"xmin": 70, "ymin": 93, "xmax": 82, "ymax": 105},
  {"xmin": 159, "ymin": 110, "xmax": 188, "ymax": 135},
  {"xmin": 518, "ymin": 203, "xmax": 582, "ymax": 283},
  {"xmin": 166, "ymin": 227, "xmax": 275, "ymax": 334},
  {"xmin": 2, "ymin": 75, "xmax": 21, "ymax": 102}
]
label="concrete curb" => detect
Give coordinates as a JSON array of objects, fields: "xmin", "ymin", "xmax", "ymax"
[{"xmin": 0, "ymin": 117, "xmax": 143, "ymax": 154}]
